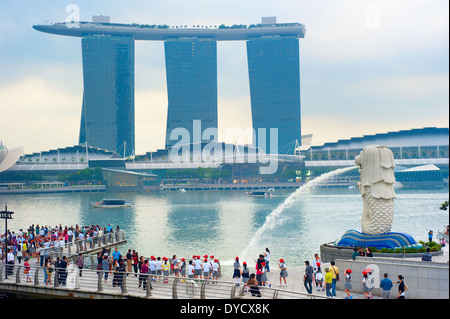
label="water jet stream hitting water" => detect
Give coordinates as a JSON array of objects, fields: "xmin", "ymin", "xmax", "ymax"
[{"xmin": 238, "ymin": 166, "xmax": 359, "ymax": 262}]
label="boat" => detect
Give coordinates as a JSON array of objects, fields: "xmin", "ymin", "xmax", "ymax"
[
  {"xmin": 246, "ymin": 188, "xmax": 274, "ymax": 198},
  {"xmin": 92, "ymin": 199, "xmax": 132, "ymax": 208}
]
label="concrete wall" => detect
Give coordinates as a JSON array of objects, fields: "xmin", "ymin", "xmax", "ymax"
[{"xmin": 335, "ymin": 257, "xmax": 449, "ymax": 299}]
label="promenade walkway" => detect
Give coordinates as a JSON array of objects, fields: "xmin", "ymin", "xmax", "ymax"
[{"xmin": 1, "ymin": 230, "xmax": 447, "ymax": 299}]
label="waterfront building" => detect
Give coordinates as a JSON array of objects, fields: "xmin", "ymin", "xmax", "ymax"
[
  {"xmin": 247, "ymin": 35, "xmax": 301, "ymax": 154},
  {"xmin": 164, "ymin": 38, "xmax": 218, "ymax": 149},
  {"xmin": 33, "ymin": 16, "xmax": 306, "ymax": 155},
  {"xmin": 79, "ymin": 35, "xmax": 135, "ymax": 157},
  {"xmin": 298, "ymin": 127, "xmax": 449, "ymax": 188}
]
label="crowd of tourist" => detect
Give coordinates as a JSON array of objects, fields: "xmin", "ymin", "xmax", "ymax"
[
  {"xmin": 0, "ymin": 223, "xmax": 120, "ymax": 269},
  {"xmin": 2, "ymin": 223, "xmax": 446, "ymax": 299}
]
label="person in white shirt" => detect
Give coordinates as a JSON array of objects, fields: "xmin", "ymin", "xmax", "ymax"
[
  {"xmin": 264, "ymin": 248, "xmax": 271, "ymax": 272},
  {"xmin": 202, "ymin": 259, "xmax": 211, "ymax": 282},
  {"xmin": 194, "ymin": 256, "xmax": 202, "ymax": 279},
  {"xmin": 187, "ymin": 260, "xmax": 195, "ymax": 279},
  {"xmin": 155, "ymin": 257, "xmax": 163, "ymax": 282},
  {"xmin": 212, "ymin": 259, "xmax": 220, "ymax": 283},
  {"xmin": 312, "ymin": 253, "xmax": 323, "ymax": 288}
]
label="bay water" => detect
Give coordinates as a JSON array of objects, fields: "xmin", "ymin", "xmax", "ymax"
[{"xmin": 1, "ymin": 185, "xmax": 448, "ymax": 273}]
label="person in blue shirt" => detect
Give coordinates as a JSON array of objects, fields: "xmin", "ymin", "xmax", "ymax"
[
  {"xmin": 380, "ymin": 273, "xmax": 393, "ymax": 299},
  {"xmin": 112, "ymin": 247, "xmax": 122, "ymax": 265}
]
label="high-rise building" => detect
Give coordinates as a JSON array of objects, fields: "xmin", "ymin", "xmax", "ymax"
[
  {"xmin": 34, "ymin": 16, "xmax": 305, "ymax": 156},
  {"xmin": 79, "ymin": 35, "xmax": 135, "ymax": 156},
  {"xmin": 247, "ymin": 36, "xmax": 301, "ymax": 154},
  {"xmin": 164, "ymin": 38, "xmax": 218, "ymax": 149}
]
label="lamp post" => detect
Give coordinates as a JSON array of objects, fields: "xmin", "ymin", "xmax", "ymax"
[{"xmin": 0, "ymin": 205, "xmax": 14, "ymax": 279}]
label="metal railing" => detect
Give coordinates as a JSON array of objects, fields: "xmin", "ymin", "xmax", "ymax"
[
  {"xmin": 0, "ymin": 263, "xmax": 329, "ymax": 299},
  {"xmin": 38, "ymin": 230, "xmax": 127, "ymax": 260}
]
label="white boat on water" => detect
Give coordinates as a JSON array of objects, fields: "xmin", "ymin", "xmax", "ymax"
[
  {"xmin": 92, "ymin": 199, "xmax": 132, "ymax": 208},
  {"xmin": 246, "ymin": 188, "xmax": 275, "ymax": 198}
]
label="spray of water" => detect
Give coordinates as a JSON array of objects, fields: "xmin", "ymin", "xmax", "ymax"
[{"xmin": 238, "ymin": 166, "xmax": 359, "ymax": 262}]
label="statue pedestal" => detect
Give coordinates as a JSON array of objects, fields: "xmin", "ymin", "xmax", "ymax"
[{"xmin": 337, "ymin": 229, "xmax": 418, "ymax": 249}]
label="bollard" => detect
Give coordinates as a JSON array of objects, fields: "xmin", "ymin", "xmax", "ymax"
[
  {"xmin": 200, "ymin": 280, "xmax": 207, "ymax": 299},
  {"xmin": 97, "ymin": 271, "xmax": 103, "ymax": 292},
  {"xmin": 15, "ymin": 265, "xmax": 21, "ymax": 284},
  {"xmin": 145, "ymin": 274, "xmax": 152, "ymax": 297},
  {"xmin": 172, "ymin": 277, "xmax": 179, "ymax": 299},
  {"xmin": 121, "ymin": 272, "xmax": 127, "ymax": 294},
  {"xmin": 34, "ymin": 267, "xmax": 39, "ymax": 285}
]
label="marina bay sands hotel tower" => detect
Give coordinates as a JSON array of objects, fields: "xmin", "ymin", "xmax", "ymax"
[{"xmin": 34, "ymin": 16, "xmax": 305, "ymax": 156}]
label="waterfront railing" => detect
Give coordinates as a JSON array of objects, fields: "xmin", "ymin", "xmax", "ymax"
[
  {"xmin": 0, "ymin": 263, "xmax": 327, "ymax": 299},
  {"xmin": 38, "ymin": 230, "xmax": 127, "ymax": 260}
]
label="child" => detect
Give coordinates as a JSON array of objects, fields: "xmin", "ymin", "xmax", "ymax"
[
  {"xmin": 24, "ymin": 258, "xmax": 32, "ymax": 282},
  {"xmin": 233, "ymin": 257, "xmax": 241, "ymax": 286},
  {"xmin": 179, "ymin": 258, "xmax": 186, "ymax": 280},
  {"xmin": 278, "ymin": 259, "xmax": 288, "ymax": 287},
  {"xmin": 194, "ymin": 255, "xmax": 203, "ymax": 279},
  {"xmin": 314, "ymin": 263, "xmax": 324, "ymax": 291},
  {"xmin": 324, "ymin": 268, "xmax": 333, "ymax": 298},
  {"xmin": 241, "ymin": 262, "xmax": 250, "ymax": 289},
  {"xmin": 362, "ymin": 269, "xmax": 374, "ymax": 299},
  {"xmin": 162, "ymin": 257, "xmax": 170, "ymax": 283},
  {"xmin": 155, "ymin": 257, "xmax": 162, "ymax": 282},
  {"xmin": 187, "ymin": 260, "xmax": 195, "ymax": 279},
  {"xmin": 212, "ymin": 259, "xmax": 220, "ymax": 284},
  {"xmin": 260, "ymin": 262, "xmax": 270, "ymax": 287},
  {"xmin": 344, "ymin": 269, "xmax": 353, "ymax": 299},
  {"xmin": 202, "ymin": 258, "xmax": 211, "ymax": 283}
]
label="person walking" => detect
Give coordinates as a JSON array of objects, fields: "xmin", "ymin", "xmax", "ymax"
[
  {"xmin": 330, "ymin": 261, "xmax": 339, "ymax": 297},
  {"xmin": 380, "ymin": 273, "xmax": 393, "ymax": 299},
  {"xmin": 314, "ymin": 263, "xmax": 324, "ymax": 291},
  {"xmin": 24, "ymin": 258, "xmax": 32, "ymax": 283},
  {"xmin": 324, "ymin": 268, "xmax": 333, "ymax": 298},
  {"xmin": 303, "ymin": 260, "xmax": 313, "ymax": 294},
  {"xmin": 394, "ymin": 275, "xmax": 407, "ymax": 299},
  {"xmin": 344, "ymin": 269, "xmax": 353, "ymax": 299},
  {"xmin": 362, "ymin": 269, "xmax": 374, "ymax": 299},
  {"xmin": 278, "ymin": 259, "xmax": 288, "ymax": 287}
]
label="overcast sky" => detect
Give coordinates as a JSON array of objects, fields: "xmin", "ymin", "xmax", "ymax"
[{"xmin": 0, "ymin": 0, "xmax": 448, "ymax": 155}]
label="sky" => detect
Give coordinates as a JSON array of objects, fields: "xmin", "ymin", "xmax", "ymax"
[{"xmin": 0, "ymin": 0, "xmax": 448, "ymax": 155}]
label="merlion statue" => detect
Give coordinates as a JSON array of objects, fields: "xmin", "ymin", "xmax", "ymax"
[{"xmin": 355, "ymin": 145, "xmax": 396, "ymax": 234}]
